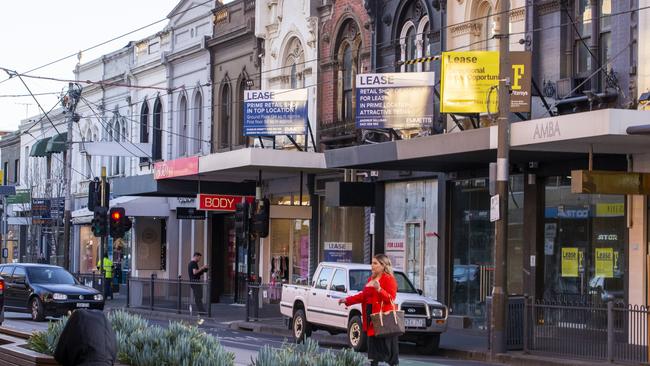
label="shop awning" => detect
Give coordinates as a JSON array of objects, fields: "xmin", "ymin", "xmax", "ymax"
[
  {"xmin": 29, "ymin": 137, "xmax": 52, "ymax": 157},
  {"xmin": 326, "ymin": 109, "xmax": 650, "ymax": 172},
  {"xmin": 45, "ymin": 133, "xmax": 67, "ymax": 154},
  {"xmin": 71, "ymin": 196, "xmax": 170, "ymax": 224},
  {"xmin": 111, "ymin": 173, "xmax": 255, "ymax": 197}
]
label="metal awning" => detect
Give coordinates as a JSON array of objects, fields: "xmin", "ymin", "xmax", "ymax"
[
  {"xmin": 326, "ymin": 109, "xmax": 650, "ymax": 172},
  {"xmin": 29, "ymin": 137, "xmax": 52, "ymax": 157},
  {"xmin": 45, "ymin": 133, "xmax": 67, "ymax": 154}
]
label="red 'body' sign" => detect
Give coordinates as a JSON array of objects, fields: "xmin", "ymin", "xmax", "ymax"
[{"xmin": 196, "ymin": 194, "xmax": 254, "ymax": 212}]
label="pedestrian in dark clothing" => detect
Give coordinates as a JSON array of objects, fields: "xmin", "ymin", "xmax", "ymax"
[
  {"xmin": 54, "ymin": 309, "xmax": 117, "ymax": 366},
  {"xmin": 188, "ymin": 252, "xmax": 208, "ymax": 314}
]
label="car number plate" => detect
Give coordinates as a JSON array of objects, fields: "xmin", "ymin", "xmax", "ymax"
[
  {"xmin": 405, "ymin": 317, "xmax": 425, "ymax": 328},
  {"xmin": 76, "ymin": 303, "xmax": 90, "ymax": 308}
]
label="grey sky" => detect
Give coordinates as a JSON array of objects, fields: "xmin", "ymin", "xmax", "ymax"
[{"xmin": 0, "ymin": 0, "xmax": 189, "ymax": 131}]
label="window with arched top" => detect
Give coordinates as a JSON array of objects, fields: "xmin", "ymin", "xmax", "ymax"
[
  {"xmin": 178, "ymin": 95, "xmax": 188, "ymax": 157},
  {"xmin": 140, "ymin": 101, "xmax": 149, "ymax": 163},
  {"xmin": 284, "ymin": 37, "xmax": 305, "ymax": 89},
  {"xmin": 471, "ymin": 0, "xmax": 497, "ymax": 51},
  {"xmin": 152, "ymin": 98, "xmax": 163, "ymax": 161},
  {"xmin": 193, "ymin": 92, "xmax": 203, "ymax": 154},
  {"xmin": 335, "ymin": 19, "xmax": 362, "ymax": 124},
  {"xmin": 220, "ymin": 83, "xmax": 232, "ymax": 149},
  {"xmin": 237, "ymin": 79, "xmax": 247, "ymax": 146}
]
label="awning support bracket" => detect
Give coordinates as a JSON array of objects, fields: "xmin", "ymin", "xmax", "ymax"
[{"xmin": 286, "ymin": 135, "xmax": 303, "ymax": 151}]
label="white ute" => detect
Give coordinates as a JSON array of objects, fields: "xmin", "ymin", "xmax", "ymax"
[{"xmin": 280, "ymin": 262, "xmax": 448, "ymax": 354}]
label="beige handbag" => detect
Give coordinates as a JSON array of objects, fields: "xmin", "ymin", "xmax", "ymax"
[{"xmin": 370, "ymin": 298, "xmax": 405, "ymax": 338}]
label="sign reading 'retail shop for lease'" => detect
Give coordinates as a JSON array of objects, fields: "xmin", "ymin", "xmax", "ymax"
[
  {"xmin": 244, "ymin": 89, "xmax": 308, "ymax": 136},
  {"xmin": 355, "ymin": 72, "xmax": 436, "ymax": 129}
]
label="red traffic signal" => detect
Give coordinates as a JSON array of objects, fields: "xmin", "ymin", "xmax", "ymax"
[{"xmin": 111, "ymin": 211, "xmax": 122, "ymax": 221}]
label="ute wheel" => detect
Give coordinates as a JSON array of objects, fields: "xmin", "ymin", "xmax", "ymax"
[
  {"xmin": 30, "ymin": 297, "xmax": 45, "ymax": 322},
  {"xmin": 292, "ymin": 309, "xmax": 311, "ymax": 343},
  {"xmin": 347, "ymin": 315, "xmax": 367, "ymax": 352},
  {"xmin": 417, "ymin": 333, "xmax": 440, "ymax": 355}
]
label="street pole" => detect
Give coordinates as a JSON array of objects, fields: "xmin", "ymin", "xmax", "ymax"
[
  {"xmin": 100, "ymin": 167, "xmax": 106, "ymax": 283},
  {"xmin": 2, "ymin": 195, "xmax": 7, "ymax": 264},
  {"xmin": 63, "ymin": 83, "xmax": 81, "ymax": 270},
  {"xmin": 491, "ymin": 0, "xmax": 511, "ymax": 356}
]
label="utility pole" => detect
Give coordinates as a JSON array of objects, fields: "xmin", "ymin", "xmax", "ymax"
[
  {"xmin": 62, "ymin": 83, "xmax": 82, "ymax": 270},
  {"xmin": 491, "ymin": 0, "xmax": 511, "ymax": 356},
  {"xmin": 100, "ymin": 167, "xmax": 107, "ymax": 282}
]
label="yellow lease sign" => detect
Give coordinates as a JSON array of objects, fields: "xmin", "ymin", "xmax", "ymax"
[
  {"xmin": 440, "ymin": 51, "xmax": 500, "ymax": 113},
  {"xmin": 595, "ymin": 248, "xmax": 614, "ymax": 278},
  {"xmin": 0, "ymin": 170, "xmax": 3, "ymax": 185},
  {"xmin": 561, "ymin": 247, "xmax": 579, "ymax": 277}
]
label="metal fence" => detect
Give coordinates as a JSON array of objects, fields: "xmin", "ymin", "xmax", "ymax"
[
  {"xmin": 246, "ymin": 283, "xmax": 283, "ymax": 322},
  {"xmin": 127, "ymin": 275, "xmax": 211, "ymax": 317},
  {"xmin": 525, "ymin": 299, "xmax": 649, "ymax": 364}
]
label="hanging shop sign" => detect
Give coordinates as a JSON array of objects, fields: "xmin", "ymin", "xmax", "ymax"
[
  {"xmin": 243, "ymin": 89, "xmax": 308, "ymax": 136},
  {"xmin": 196, "ymin": 194, "xmax": 254, "ymax": 212},
  {"xmin": 561, "ymin": 247, "xmax": 579, "ymax": 277},
  {"xmin": 176, "ymin": 207, "xmax": 206, "ymax": 220},
  {"xmin": 595, "ymin": 247, "xmax": 614, "ymax": 278},
  {"xmin": 510, "ymin": 51, "xmax": 532, "ymax": 113},
  {"xmin": 323, "ymin": 242, "xmax": 353, "ymax": 263},
  {"xmin": 153, "ymin": 156, "xmax": 199, "ymax": 180},
  {"xmin": 6, "ymin": 189, "xmax": 30, "ymax": 204},
  {"xmin": 31, "ymin": 198, "xmax": 52, "ymax": 225},
  {"xmin": 440, "ymin": 51, "xmax": 499, "ymax": 113},
  {"xmin": 572, "ymin": 170, "xmax": 650, "ymax": 195},
  {"xmin": 355, "ymin": 72, "xmax": 436, "ymax": 129},
  {"xmin": 385, "ymin": 238, "xmax": 406, "ymax": 272}
]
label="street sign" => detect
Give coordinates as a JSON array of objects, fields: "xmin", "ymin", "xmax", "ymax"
[
  {"xmin": 490, "ymin": 194, "xmax": 500, "ymax": 222},
  {"xmin": 1, "ymin": 248, "xmax": 7, "ymax": 259},
  {"xmin": 6, "ymin": 189, "xmax": 29, "ymax": 204},
  {"xmin": 0, "ymin": 186, "xmax": 16, "ymax": 196}
]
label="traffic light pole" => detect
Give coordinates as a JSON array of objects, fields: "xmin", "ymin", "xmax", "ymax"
[
  {"xmin": 491, "ymin": 0, "xmax": 511, "ymax": 356},
  {"xmin": 99, "ymin": 167, "xmax": 107, "ymax": 281},
  {"xmin": 63, "ymin": 83, "xmax": 81, "ymax": 271}
]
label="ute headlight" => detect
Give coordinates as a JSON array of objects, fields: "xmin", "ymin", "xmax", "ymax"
[
  {"xmin": 430, "ymin": 307, "xmax": 445, "ymax": 318},
  {"xmin": 52, "ymin": 293, "xmax": 68, "ymax": 301},
  {"xmin": 94, "ymin": 294, "xmax": 104, "ymax": 301}
]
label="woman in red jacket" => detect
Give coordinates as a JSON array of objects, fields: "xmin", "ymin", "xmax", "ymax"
[{"xmin": 339, "ymin": 254, "xmax": 399, "ymax": 366}]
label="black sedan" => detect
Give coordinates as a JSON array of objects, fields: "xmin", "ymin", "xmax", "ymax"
[{"xmin": 0, "ymin": 264, "xmax": 104, "ymax": 321}]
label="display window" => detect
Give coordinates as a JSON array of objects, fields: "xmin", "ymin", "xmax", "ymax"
[{"xmin": 269, "ymin": 219, "xmax": 310, "ymax": 285}]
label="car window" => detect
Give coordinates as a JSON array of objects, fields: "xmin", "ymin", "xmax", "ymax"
[
  {"xmin": 13, "ymin": 267, "xmax": 26, "ymax": 282},
  {"xmin": 348, "ymin": 270, "xmax": 417, "ymax": 293},
  {"xmin": 330, "ymin": 269, "xmax": 347, "ymax": 292},
  {"xmin": 0, "ymin": 265, "xmax": 14, "ymax": 282},
  {"xmin": 394, "ymin": 272, "xmax": 417, "ymax": 293},
  {"xmin": 27, "ymin": 267, "xmax": 77, "ymax": 285},
  {"xmin": 315, "ymin": 267, "xmax": 333, "ymax": 290}
]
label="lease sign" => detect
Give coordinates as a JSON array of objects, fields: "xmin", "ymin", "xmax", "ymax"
[{"xmin": 196, "ymin": 194, "xmax": 254, "ymax": 212}]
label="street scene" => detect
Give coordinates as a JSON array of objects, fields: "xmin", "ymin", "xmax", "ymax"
[{"xmin": 1, "ymin": 0, "xmax": 650, "ymax": 365}]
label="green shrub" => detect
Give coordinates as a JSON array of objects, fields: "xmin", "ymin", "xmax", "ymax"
[
  {"xmin": 27, "ymin": 310, "xmax": 235, "ymax": 366},
  {"xmin": 250, "ymin": 338, "xmax": 366, "ymax": 366}
]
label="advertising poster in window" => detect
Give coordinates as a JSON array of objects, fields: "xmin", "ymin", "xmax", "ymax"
[
  {"xmin": 561, "ymin": 247, "xmax": 579, "ymax": 277},
  {"xmin": 243, "ymin": 89, "xmax": 308, "ymax": 135},
  {"xmin": 385, "ymin": 238, "xmax": 406, "ymax": 272},
  {"xmin": 355, "ymin": 72, "xmax": 436, "ymax": 129},
  {"xmin": 440, "ymin": 51, "xmax": 499, "ymax": 113},
  {"xmin": 595, "ymin": 248, "xmax": 614, "ymax": 278},
  {"xmin": 323, "ymin": 242, "xmax": 353, "ymax": 263}
]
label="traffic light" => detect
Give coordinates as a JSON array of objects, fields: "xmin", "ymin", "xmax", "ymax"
[
  {"xmin": 91, "ymin": 207, "xmax": 108, "ymax": 237},
  {"xmin": 109, "ymin": 207, "xmax": 132, "ymax": 239},
  {"xmin": 88, "ymin": 179, "xmax": 110, "ymax": 211},
  {"xmin": 251, "ymin": 198, "xmax": 270, "ymax": 238},
  {"xmin": 234, "ymin": 202, "xmax": 250, "ymax": 242}
]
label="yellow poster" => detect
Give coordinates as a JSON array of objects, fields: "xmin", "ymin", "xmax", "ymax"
[
  {"xmin": 440, "ymin": 51, "xmax": 500, "ymax": 113},
  {"xmin": 595, "ymin": 248, "xmax": 614, "ymax": 278},
  {"xmin": 595, "ymin": 203, "xmax": 625, "ymax": 217},
  {"xmin": 561, "ymin": 247, "xmax": 579, "ymax": 277}
]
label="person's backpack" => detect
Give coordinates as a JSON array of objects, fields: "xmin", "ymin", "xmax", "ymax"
[{"xmin": 54, "ymin": 309, "xmax": 117, "ymax": 366}]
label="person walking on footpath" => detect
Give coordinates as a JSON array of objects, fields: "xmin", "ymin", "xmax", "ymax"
[
  {"xmin": 339, "ymin": 254, "xmax": 399, "ymax": 366},
  {"xmin": 188, "ymin": 252, "xmax": 209, "ymax": 314},
  {"xmin": 97, "ymin": 253, "xmax": 113, "ymax": 300}
]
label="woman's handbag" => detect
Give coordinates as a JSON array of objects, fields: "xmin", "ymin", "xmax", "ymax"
[{"xmin": 370, "ymin": 298, "xmax": 405, "ymax": 338}]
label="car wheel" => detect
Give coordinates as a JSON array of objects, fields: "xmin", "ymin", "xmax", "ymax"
[
  {"xmin": 347, "ymin": 315, "xmax": 367, "ymax": 352},
  {"xmin": 30, "ymin": 297, "xmax": 45, "ymax": 322},
  {"xmin": 292, "ymin": 309, "xmax": 311, "ymax": 343},
  {"xmin": 417, "ymin": 333, "xmax": 440, "ymax": 355}
]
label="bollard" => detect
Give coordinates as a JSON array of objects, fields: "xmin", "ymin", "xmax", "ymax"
[
  {"xmin": 607, "ymin": 301, "xmax": 614, "ymax": 362},
  {"xmin": 207, "ymin": 276, "xmax": 212, "ymax": 318},
  {"xmin": 150, "ymin": 274, "xmax": 155, "ymax": 311},
  {"xmin": 126, "ymin": 271, "xmax": 130, "ymax": 308},
  {"xmin": 245, "ymin": 282, "xmax": 250, "ymax": 323},
  {"xmin": 177, "ymin": 275, "xmax": 182, "ymax": 314}
]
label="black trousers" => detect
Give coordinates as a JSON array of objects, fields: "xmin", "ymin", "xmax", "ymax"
[
  {"xmin": 190, "ymin": 284, "xmax": 206, "ymax": 313},
  {"xmin": 103, "ymin": 277, "xmax": 113, "ymax": 299},
  {"xmin": 368, "ymin": 335, "xmax": 399, "ymax": 365}
]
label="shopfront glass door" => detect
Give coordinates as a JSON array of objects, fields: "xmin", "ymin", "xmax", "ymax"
[
  {"xmin": 270, "ymin": 219, "xmax": 310, "ymax": 285},
  {"xmin": 405, "ymin": 221, "xmax": 424, "ymax": 290}
]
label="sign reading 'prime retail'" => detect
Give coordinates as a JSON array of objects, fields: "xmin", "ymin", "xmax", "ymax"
[
  {"xmin": 243, "ymin": 89, "xmax": 308, "ymax": 136},
  {"xmin": 355, "ymin": 72, "xmax": 435, "ymax": 130}
]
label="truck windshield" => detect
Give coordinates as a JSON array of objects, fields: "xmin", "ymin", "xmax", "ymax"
[{"xmin": 349, "ymin": 270, "xmax": 417, "ymax": 294}]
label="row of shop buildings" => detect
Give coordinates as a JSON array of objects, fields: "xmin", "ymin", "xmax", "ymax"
[{"xmin": 3, "ymin": 0, "xmax": 650, "ymax": 329}]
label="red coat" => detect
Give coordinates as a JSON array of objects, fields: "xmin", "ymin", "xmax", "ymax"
[{"xmin": 344, "ymin": 273, "xmax": 398, "ymax": 337}]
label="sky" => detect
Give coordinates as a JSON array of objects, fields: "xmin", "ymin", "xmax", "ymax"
[{"xmin": 0, "ymin": 0, "xmax": 185, "ymax": 131}]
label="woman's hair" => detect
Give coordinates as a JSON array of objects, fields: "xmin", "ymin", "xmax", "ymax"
[{"xmin": 373, "ymin": 254, "xmax": 394, "ymax": 275}]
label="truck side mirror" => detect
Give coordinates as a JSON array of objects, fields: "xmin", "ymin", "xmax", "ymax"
[
  {"xmin": 417, "ymin": 289, "xmax": 423, "ymax": 295},
  {"xmin": 334, "ymin": 285, "xmax": 346, "ymax": 292}
]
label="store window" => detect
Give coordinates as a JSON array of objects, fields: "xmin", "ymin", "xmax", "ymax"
[
  {"xmin": 269, "ymin": 219, "xmax": 310, "ymax": 285},
  {"xmin": 542, "ymin": 176, "xmax": 625, "ymax": 304},
  {"xmin": 80, "ymin": 225, "xmax": 99, "ymax": 273},
  {"xmin": 319, "ymin": 202, "xmax": 365, "ymax": 264},
  {"xmin": 384, "ymin": 180, "xmax": 438, "ymax": 297}
]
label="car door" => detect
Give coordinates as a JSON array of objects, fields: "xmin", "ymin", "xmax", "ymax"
[
  {"xmin": 306, "ymin": 266, "xmax": 334, "ymax": 325},
  {"xmin": 11, "ymin": 267, "xmax": 30, "ymax": 309},
  {"xmin": 324, "ymin": 268, "xmax": 349, "ymax": 329},
  {"xmin": 1, "ymin": 266, "xmax": 16, "ymax": 308}
]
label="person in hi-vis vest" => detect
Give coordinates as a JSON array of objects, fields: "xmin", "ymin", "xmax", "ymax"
[{"xmin": 97, "ymin": 253, "xmax": 113, "ymax": 300}]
